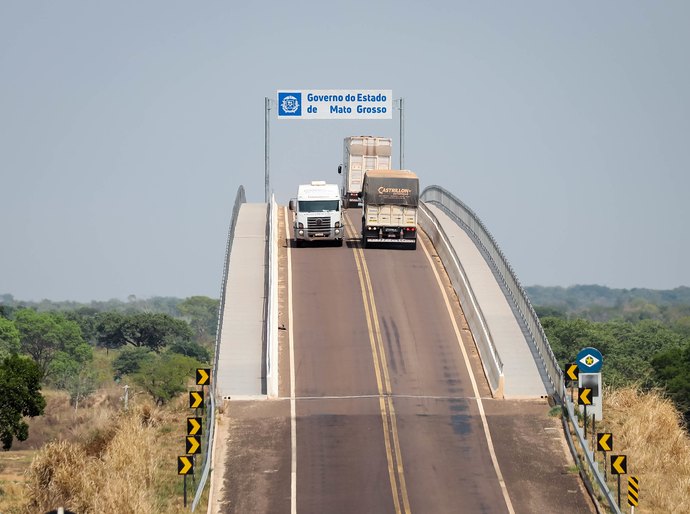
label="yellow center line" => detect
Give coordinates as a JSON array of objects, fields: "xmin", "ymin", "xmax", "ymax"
[{"xmin": 346, "ymin": 215, "xmax": 412, "ymax": 514}]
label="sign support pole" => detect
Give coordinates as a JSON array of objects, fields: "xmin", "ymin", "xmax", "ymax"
[
  {"xmin": 265, "ymin": 97, "xmax": 271, "ymax": 203},
  {"xmin": 183, "ymin": 475, "xmax": 187, "ymax": 507},
  {"xmin": 397, "ymin": 97, "xmax": 405, "ymax": 169}
]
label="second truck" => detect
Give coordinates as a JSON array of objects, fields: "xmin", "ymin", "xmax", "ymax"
[
  {"xmin": 360, "ymin": 169, "xmax": 419, "ymax": 250},
  {"xmin": 338, "ymin": 135, "xmax": 392, "ymax": 208}
]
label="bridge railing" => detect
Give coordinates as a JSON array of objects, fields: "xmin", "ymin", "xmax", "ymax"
[
  {"xmin": 421, "ymin": 185, "xmax": 563, "ymax": 398},
  {"xmin": 421, "ymin": 185, "xmax": 621, "ymax": 513},
  {"xmin": 266, "ymin": 194, "xmax": 279, "ymax": 397},
  {"xmin": 191, "ymin": 185, "xmax": 246, "ymax": 511},
  {"xmin": 418, "ymin": 202, "xmax": 505, "ymax": 396}
]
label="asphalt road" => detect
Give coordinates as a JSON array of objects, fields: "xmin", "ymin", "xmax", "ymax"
[{"xmin": 213, "ymin": 208, "xmax": 594, "ymax": 514}]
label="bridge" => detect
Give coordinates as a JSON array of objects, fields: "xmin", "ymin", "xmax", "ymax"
[{"xmin": 194, "ymin": 185, "xmax": 608, "ymax": 513}]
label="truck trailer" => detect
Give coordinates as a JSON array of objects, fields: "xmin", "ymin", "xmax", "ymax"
[
  {"xmin": 338, "ymin": 136, "xmax": 392, "ymax": 208},
  {"xmin": 289, "ymin": 181, "xmax": 344, "ymax": 247},
  {"xmin": 360, "ymin": 169, "xmax": 419, "ymax": 250}
]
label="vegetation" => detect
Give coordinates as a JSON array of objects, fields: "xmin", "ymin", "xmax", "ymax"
[
  {"xmin": 532, "ymin": 285, "xmax": 690, "ymax": 425},
  {"xmin": 0, "ymin": 295, "xmax": 218, "ymax": 449},
  {"xmin": 601, "ymin": 386, "xmax": 690, "ymax": 513},
  {"xmin": 0, "ymin": 355, "xmax": 46, "ymax": 450}
]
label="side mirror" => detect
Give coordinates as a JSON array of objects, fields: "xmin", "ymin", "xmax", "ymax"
[
  {"xmin": 337, "ymin": 165, "xmax": 342, "ymax": 174},
  {"xmin": 288, "ymin": 199, "xmax": 295, "ymax": 211}
]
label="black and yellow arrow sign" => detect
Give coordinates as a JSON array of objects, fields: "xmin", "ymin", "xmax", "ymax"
[
  {"xmin": 627, "ymin": 475, "xmax": 639, "ymax": 507},
  {"xmin": 597, "ymin": 432, "xmax": 613, "ymax": 452},
  {"xmin": 186, "ymin": 435, "xmax": 201, "ymax": 455},
  {"xmin": 187, "ymin": 417, "xmax": 202, "ymax": 436},
  {"xmin": 578, "ymin": 387, "xmax": 593, "ymax": 405},
  {"xmin": 178, "ymin": 456, "xmax": 194, "ymax": 475},
  {"xmin": 611, "ymin": 454, "xmax": 627, "ymax": 475},
  {"xmin": 189, "ymin": 391, "xmax": 204, "ymax": 409},
  {"xmin": 566, "ymin": 363, "xmax": 579, "ymax": 382},
  {"xmin": 196, "ymin": 368, "xmax": 211, "ymax": 386}
]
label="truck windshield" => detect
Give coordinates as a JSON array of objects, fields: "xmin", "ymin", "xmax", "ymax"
[{"xmin": 298, "ymin": 200, "xmax": 339, "ymax": 212}]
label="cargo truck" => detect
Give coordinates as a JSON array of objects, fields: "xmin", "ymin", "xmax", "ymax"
[
  {"xmin": 289, "ymin": 181, "xmax": 344, "ymax": 247},
  {"xmin": 337, "ymin": 136, "xmax": 392, "ymax": 208},
  {"xmin": 360, "ymin": 169, "xmax": 419, "ymax": 250}
]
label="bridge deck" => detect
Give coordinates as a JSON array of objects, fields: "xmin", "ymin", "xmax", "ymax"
[
  {"xmin": 216, "ymin": 202, "xmax": 267, "ymax": 398},
  {"xmin": 425, "ymin": 203, "xmax": 548, "ymax": 399}
]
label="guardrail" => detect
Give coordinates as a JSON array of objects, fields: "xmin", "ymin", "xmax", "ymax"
[
  {"xmin": 418, "ymin": 202, "xmax": 505, "ymax": 397},
  {"xmin": 266, "ymin": 195, "xmax": 279, "ymax": 397},
  {"xmin": 191, "ymin": 186, "xmax": 246, "ymax": 511},
  {"xmin": 420, "ymin": 185, "xmax": 621, "ymax": 513}
]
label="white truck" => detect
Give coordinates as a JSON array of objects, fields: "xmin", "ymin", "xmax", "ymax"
[
  {"xmin": 360, "ymin": 169, "xmax": 419, "ymax": 250},
  {"xmin": 289, "ymin": 181, "xmax": 344, "ymax": 247},
  {"xmin": 338, "ymin": 136, "xmax": 392, "ymax": 208}
]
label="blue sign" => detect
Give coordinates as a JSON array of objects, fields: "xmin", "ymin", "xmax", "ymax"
[
  {"xmin": 577, "ymin": 347, "xmax": 603, "ymax": 373},
  {"xmin": 278, "ymin": 92, "xmax": 302, "ymax": 117},
  {"xmin": 276, "ymin": 89, "xmax": 392, "ymax": 119}
]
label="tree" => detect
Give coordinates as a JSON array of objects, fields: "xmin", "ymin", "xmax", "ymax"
[
  {"xmin": 112, "ymin": 347, "xmax": 155, "ymax": 379},
  {"xmin": 14, "ymin": 309, "xmax": 91, "ymax": 380},
  {"xmin": 168, "ymin": 339, "xmax": 210, "ymax": 363},
  {"xmin": 652, "ymin": 344, "xmax": 690, "ymax": 424},
  {"xmin": 65, "ymin": 369, "xmax": 98, "ymax": 412},
  {"xmin": 0, "ymin": 317, "xmax": 20, "ymax": 361},
  {"xmin": 177, "ymin": 296, "xmax": 219, "ymax": 342},
  {"xmin": 133, "ymin": 353, "xmax": 202, "ymax": 405},
  {"xmin": 0, "ymin": 354, "xmax": 46, "ymax": 450},
  {"xmin": 63, "ymin": 307, "xmax": 100, "ymax": 344},
  {"xmin": 96, "ymin": 312, "xmax": 193, "ymax": 352}
]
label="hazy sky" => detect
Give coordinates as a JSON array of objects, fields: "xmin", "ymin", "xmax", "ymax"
[{"xmin": 2, "ymin": 1, "xmax": 688, "ymax": 302}]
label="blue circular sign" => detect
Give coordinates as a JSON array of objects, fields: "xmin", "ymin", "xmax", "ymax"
[{"xmin": 576, "ymin": 347, "xmax": 603, "ymax": 373}]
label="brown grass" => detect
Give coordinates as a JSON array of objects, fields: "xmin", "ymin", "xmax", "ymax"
[
  {"xmin": 0, "ymin": 388, "xmax": 203, "ymax": 514},
  {"xmin": 602, "ymin": 386, "xmax": 690, "ymax": 513}
]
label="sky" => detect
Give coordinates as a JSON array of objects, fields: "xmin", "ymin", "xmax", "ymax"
[{"xmin": 1, "ymin": 1, "xmax": 689, "ymax": 302}]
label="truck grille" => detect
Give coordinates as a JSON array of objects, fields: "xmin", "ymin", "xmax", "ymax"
[{"xmin": 307, "ymin": 216, "xmax": 331, "ymax": 236}]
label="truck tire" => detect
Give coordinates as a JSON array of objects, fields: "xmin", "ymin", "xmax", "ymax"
[
  {"xmin": 336, "ymin": 238, "xmax": 343, "ymax": 247},
  {"xmin": 362, "ymin": 235, "xmax": 368, "ymax": 248},
  {"xmin": 410, "ymin": 240, "xmax": 417, "ymax": 250},
  {"xmin": 295, "ymin": 239, "xmax": 303, "ymax": 248}
]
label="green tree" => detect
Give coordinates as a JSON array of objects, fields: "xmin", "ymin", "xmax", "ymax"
[
  {"xmin": 133, "ymin": 353, "xmax": 202, "ymax": 405},
  {"xmin": 0, "ymin": 355, "xmax": 46, "ymax": 450},
  {"xmin": 112, "ymin": 346, "xmax": 155, "ymax": 379},
  {"xmin": 0, "ymin": 317, "xmax": 20, "ymax": 361},
  {"xmin": 96, "ymin": 312, "xmax": 193, "ymax": 352},
  {"xmin": 63, "ymin": 307, "xmax": 100, "ymax": 344},
  {"xmin": 14, "ymin": 309, "xmax": 91, "ymax": 380},
  {"xmin": 177, "ymin": 296, "xmax": 219, "ymax": 342},
  {"xmin": 168, "ymin": 339, "xmax": 211, "ymax": 363},
  {"xmin": 651, "ymin": 344, "xmax": 690, "ymax": 423},
  {"xmin": 65, "ymin": 368, "xmax": 98, "ymax": 412}
]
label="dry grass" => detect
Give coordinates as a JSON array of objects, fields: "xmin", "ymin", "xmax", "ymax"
[
  {"xmin": 602, "ymin": 386, "xmax": 690, "ymax": 513},
  {"xmin": 0, "ymin": 389, "xmax": 204, "ymax": 514}
]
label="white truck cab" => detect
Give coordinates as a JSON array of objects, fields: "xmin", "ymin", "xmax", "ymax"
[{"xmin": 289, "ymin": 181, "xmax": 344, "ymax": 247}]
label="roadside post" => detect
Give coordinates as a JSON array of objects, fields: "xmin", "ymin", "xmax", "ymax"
[
  {"xmin": 628, "ymin": 475, "xmax": 639, "ymax": 511},
  {"xmin": 597, "ymin": 432, "xmax": 613, "ymax": 481},
  {"xmin": 611, "ymin": 454, "xmax": 627, "ymax": 508}
]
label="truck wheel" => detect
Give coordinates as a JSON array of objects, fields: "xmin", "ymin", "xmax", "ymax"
[
  {"xmin": 336, "ymin": 238, "xmax": 343, "ymax": 247},
  {"xmin": 295, "ymin": 239, "xmax": 303, "ymax": 248},
  {"xmin": 410, "ymin": 240, "xmax": 417, "ymax": 250},
  {"xmin": 362, "ymin": 236, "xmax": 368, "ymax": 249}
]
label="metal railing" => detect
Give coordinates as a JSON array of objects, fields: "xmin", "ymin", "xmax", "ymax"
[
  {"xmin": 420, "ymin": 185, "xmax": 620, "ymax": 513},
  {"xmin": 418, "ymin": 202, "xmax": 504, "ymax": 396},
  {"xmin": 191, "ymin": 186, "xmax": 246, "ymax": 511},
  {"xmin": 266, "ymin": 195, "xmax": 279, "ymax": 397}
]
